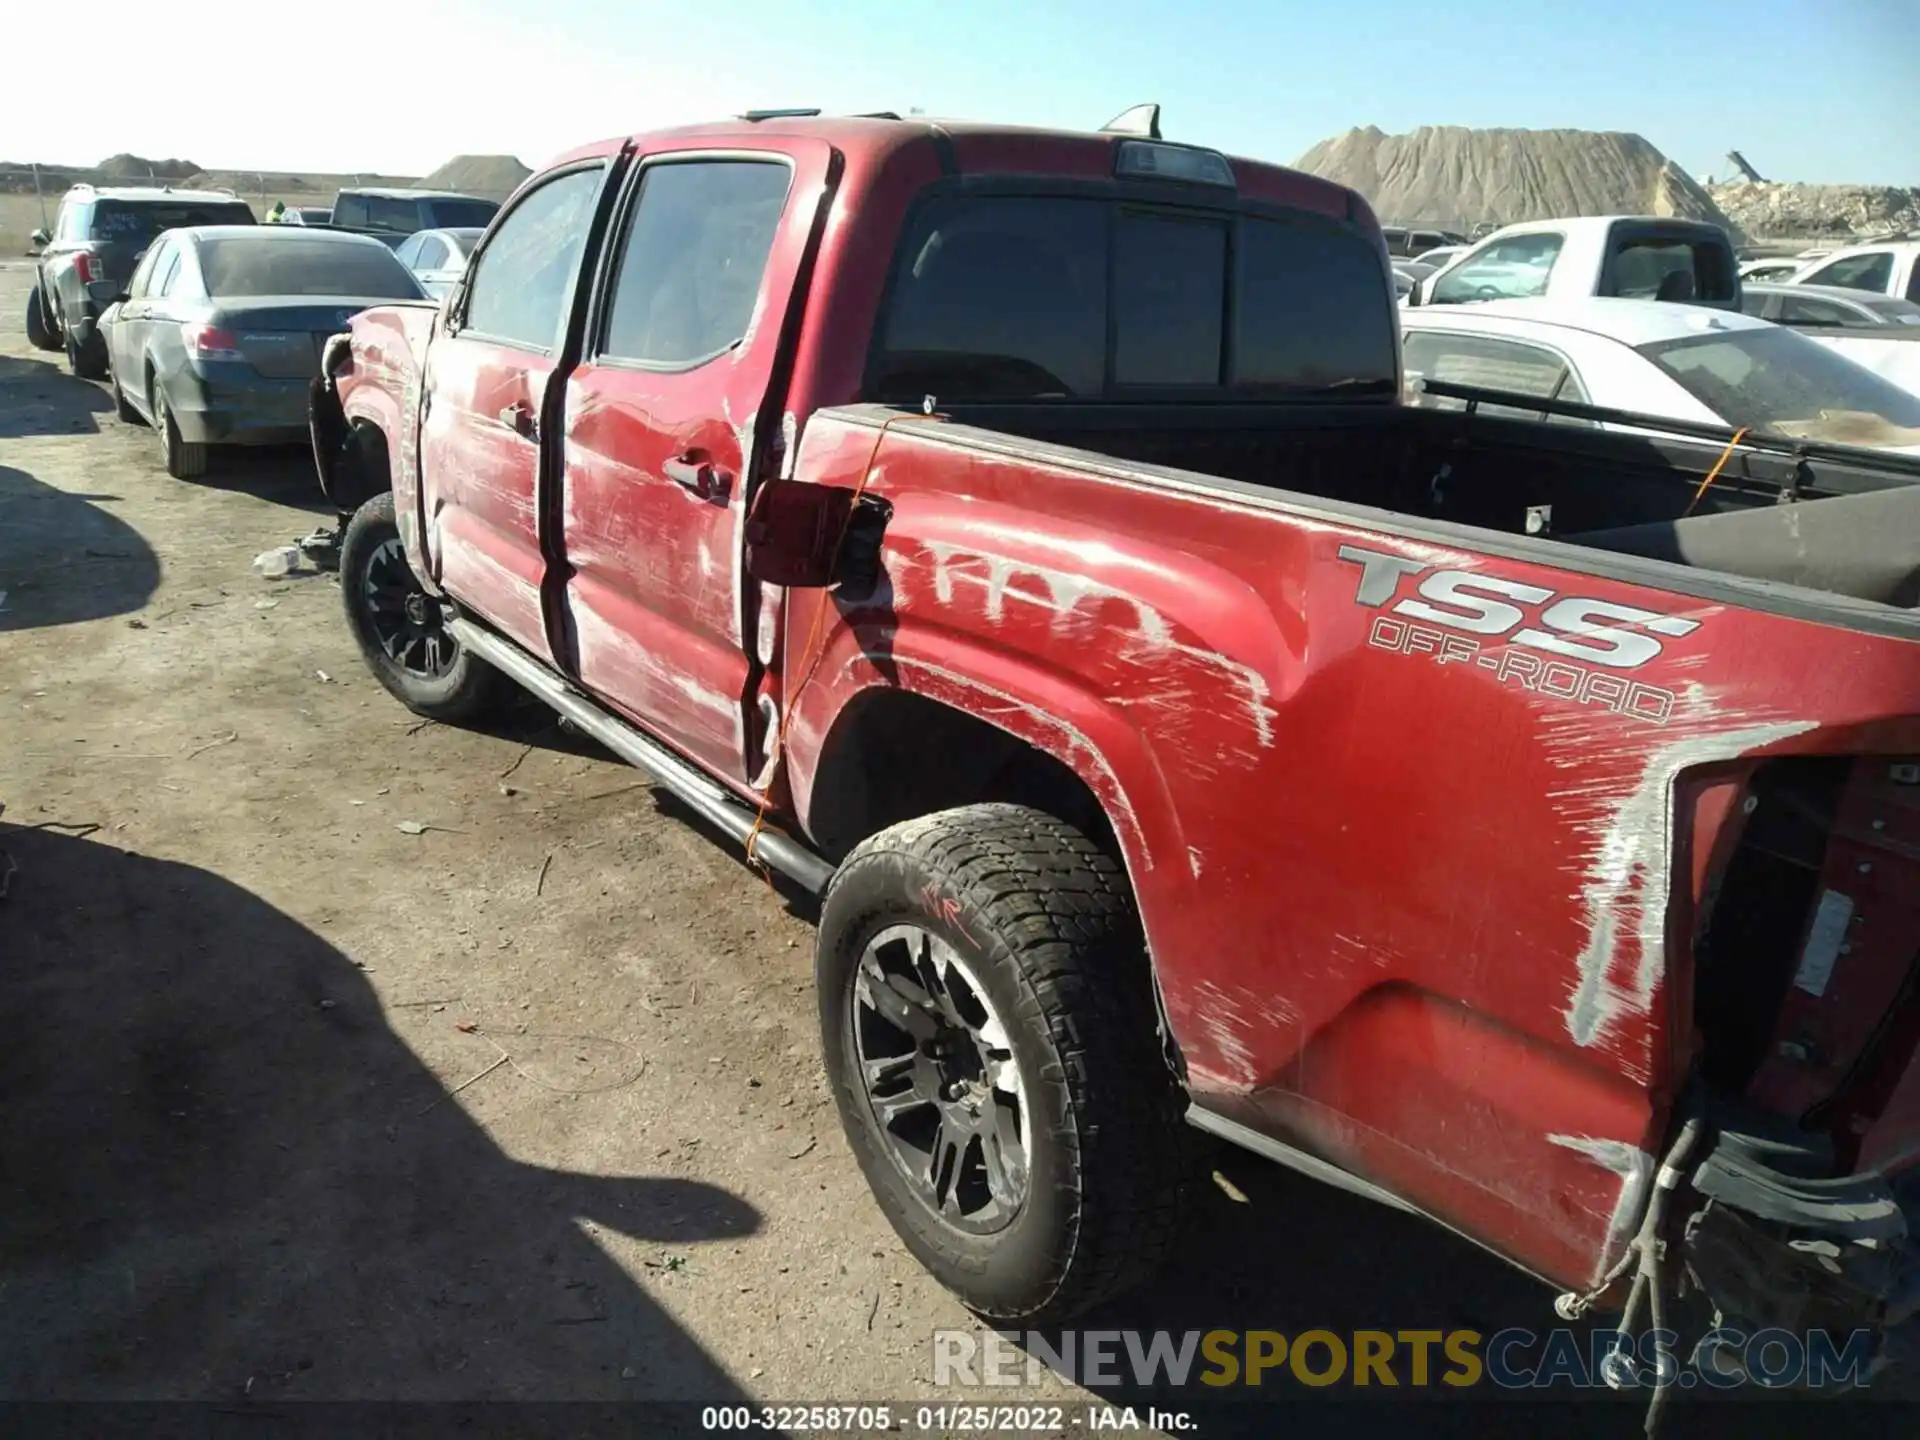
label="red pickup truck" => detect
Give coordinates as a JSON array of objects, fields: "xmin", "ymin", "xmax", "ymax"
[{"xmin": 311, "ymin": 110, "xmax": 1920, "ymax": 1385}]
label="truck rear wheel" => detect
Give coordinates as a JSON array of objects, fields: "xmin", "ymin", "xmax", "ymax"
[
  {"xmin": 340, "ymin": 491, "xmax": 510, "ymax": 722},
  {"xmin": 817, "ymin": 803, "xmax": 1191, "ymax": 1324}
]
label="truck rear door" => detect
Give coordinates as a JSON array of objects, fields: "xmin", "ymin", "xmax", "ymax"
[
  {"xmin": 417, "ymin": 161, "xmax": 612, "ymax": 662},
  {"xmin": 556, "ymin": 139, "xmax": 835, "ymax": 781}
]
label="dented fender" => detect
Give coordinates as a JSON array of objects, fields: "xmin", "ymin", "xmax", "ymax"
[{"xmin": 328, "ymin": 304, "xmax": 440, "ymax": 589}]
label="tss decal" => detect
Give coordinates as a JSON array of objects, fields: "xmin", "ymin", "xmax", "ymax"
[{"xmin": 1338, "ymin": 545, "xmax": 1704, "ymax": 724}]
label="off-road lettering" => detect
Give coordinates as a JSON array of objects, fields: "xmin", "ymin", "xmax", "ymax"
[{"xmin": 1338, "ymin": 544, "xmax": 1701, "ymax": 671}]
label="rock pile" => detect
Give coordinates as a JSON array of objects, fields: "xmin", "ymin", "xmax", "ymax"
[
  {"xmin": 1706, "ymin": 180, "xmax": 1920, "ymax": 241},
  {"xmin": 1295, "ymin": 125, "xmax": 1742, "ymax": 239}
]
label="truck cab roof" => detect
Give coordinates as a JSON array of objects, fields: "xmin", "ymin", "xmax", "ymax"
[{"xmin": 543, "ymin": 114, "xmax": 1365, "ymax": 222}]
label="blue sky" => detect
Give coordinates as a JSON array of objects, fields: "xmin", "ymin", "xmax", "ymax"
[{"xmin": 19, "ymin": 0, "xmax": 1918, "ymax": 184}]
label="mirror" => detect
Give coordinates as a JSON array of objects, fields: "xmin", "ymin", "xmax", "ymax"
[{"xmin": 30, "ymin": 227, "xmax": 50, "ymax": 248}]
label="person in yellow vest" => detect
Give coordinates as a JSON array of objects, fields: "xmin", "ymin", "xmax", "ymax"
[{"xmin": 265, "ymin": 200, "xmax": 286, "ymax": 223}]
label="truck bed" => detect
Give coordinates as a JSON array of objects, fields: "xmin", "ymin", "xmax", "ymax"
[{"xmin": 942, "ymin": 395, "xmax": 1920, "ymax": 616}]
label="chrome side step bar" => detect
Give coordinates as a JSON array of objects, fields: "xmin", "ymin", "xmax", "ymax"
[
  {"xmin": 1186, "ymin": 1104, "xmax": 1416, "ymax": 1215},
  {"xmin": 449, "ymin": 617, "xmax": 837, "ymax": 895}
]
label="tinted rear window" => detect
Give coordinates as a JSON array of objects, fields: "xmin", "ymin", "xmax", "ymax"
[
  {"xmin": 364, "ymin": 196, "xmax": 426, "ymax": 231},
  {"xmin": 90, "ymin": 199, "xmax": 254, "ymax": 245},
  {"xmin": 872, "ymin": 195, "xmax": 1396, "ymax": 403},
  {"xmin": 199, "ymin": 238, "xmax": 424, "ymax": 299},
  {"xmin": 425, "ymin": 199, "xmax": 500, "ymax": 229}
]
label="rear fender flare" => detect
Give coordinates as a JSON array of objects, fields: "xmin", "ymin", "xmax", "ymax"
[{"xmin": 786, "ymin": 615, "xmax": 1197, "ymax": 1039}]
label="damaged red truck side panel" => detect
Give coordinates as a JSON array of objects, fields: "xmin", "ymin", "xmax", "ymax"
[
  {"xmin": 314, "ymin": 111, "xmax": 1920, "ymax": 1381},
  {"xmin": 775, "ymin": 409, "xmax": 1920, "ymax": 1290}
]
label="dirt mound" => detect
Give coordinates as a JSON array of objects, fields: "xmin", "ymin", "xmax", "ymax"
[
  {"xmin": 1708, "ymin": 180, "xmax": 1920, "ymax": 241},
  {"xmin": 418, "ymin": 155, "xmax": 531, "ymax": 196},
  {"xmin": 1295, "ymin": 125, "xmax": 1741, "ymax": 240},
  {"xmin": 189, "ymin": 172, "xmax": 321, "ymax": 194},
  {"xmin": 96, "ymin": 153, "xmax": 200, "ymax": 181}
]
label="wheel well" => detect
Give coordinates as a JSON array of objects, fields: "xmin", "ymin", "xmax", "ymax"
[
  {"xmin": 805, "ymin": 690, "xmax": 1120, "ymax": 865},
  {"xmin": 329, "ymin": 419, "xmax": 391, "ymax": 511}
]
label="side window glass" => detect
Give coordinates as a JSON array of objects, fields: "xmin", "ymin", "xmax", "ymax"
[
  {"xmin": 59, "ymin": 203, "xmax": 88, "ymax": 242},
  {"xmin": 1431, "ymin": 233, "xmax": 1563, "ymax": 304},
  {"xmin": 126, "ymin": 243, "xmax": 164, "ymax": 300},
  {"xmin": 599, "ymin": 161, "xmax": 791, "ymax": 367},
  {"xmin": 415, "ymin": 237, "xmax": 449, "ymax": 270},
  {"xmin": 334, "ymin": 195, "xmax": 366, "ymax": 228},
  {"xmin": 462, "ymin": 167, "xmax": 603, "ymax": 351},
  {"xmin": 153, "ymin": 248, "xmax": 183, "ymax": 299},
  {"xmin": 1402, "ymin": 332, "xmax": 1582, "ymax": 420},
  {"xmin": 393, "ymin": 235, "xmax": 422, "ymax": 268},
  {"xmin": 1806, "ymin": 252, "xmax": 1893, "ymax": 294},
  {"xmin": 1780, "ymin": 295, "xmax": 1850, "ymax": 326}
]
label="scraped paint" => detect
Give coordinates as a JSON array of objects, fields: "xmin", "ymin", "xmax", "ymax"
[
  {"xmin": 1548, "ymin": 1133, "xmax": 1654, "ymax": 1284},
  {"xmin": 1548, "ymin": 716, "xmax": 1817, "ymax": 1048}
]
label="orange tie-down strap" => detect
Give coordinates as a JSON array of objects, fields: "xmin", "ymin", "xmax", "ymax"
[{"xmin": 1683, "ymin": 427, "xmax": 1750, "ymax": 517}]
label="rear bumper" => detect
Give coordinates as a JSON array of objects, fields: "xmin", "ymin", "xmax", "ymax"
[{"xmin": 168, "ymin": 371, "xmax": 313, "ymax": 446}]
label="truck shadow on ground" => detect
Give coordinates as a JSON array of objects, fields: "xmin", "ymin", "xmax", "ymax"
[
  {"xmin": 0, "ymin": 354, "xmax": 109, "ymax": 438},
  {"xmin": 0, "ymin": 464, "xmax": 159, "ymax": 631},
  {"xmin": 0, "ymin": 821, "xmax": 761, "ymax": 1408},
  {"xmin": 1034, "ymin": 1143, "xmax": 1899, "ymax": 1438}
]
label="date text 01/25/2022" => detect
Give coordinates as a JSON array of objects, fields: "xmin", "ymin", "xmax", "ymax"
[{"xmin": 698, "ymin": 1405, "xmax": 1193, "ymax": 1432}]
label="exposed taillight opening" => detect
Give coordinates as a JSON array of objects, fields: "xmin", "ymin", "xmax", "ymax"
[
  {"xmin": 183, "ymin": 324, "xmax": 246, "ymax": 362},
  {"xmin": 73, "ymin": 251, "xmax": 98, "ymax": 285},
  {"xmin": 1691, "ymin": 756, "xmax": 1920, "ymax": 1166}
]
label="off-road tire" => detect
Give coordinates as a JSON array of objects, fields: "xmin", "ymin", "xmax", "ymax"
[
  {"xmin": 66, "ymin": 327, "xmax": 108, "ymax": 380},
  {"xmin": 818, "ymin": 804, "xmax": 1192, "ymax": 1324},
  {"xmin": 26, "ymin": 286, "xmax": 59, "ymax": 352},
  {"xmin": 151, "ymin": 382, "xmax": 206, "ymax": 478},
  {"xmin": 340, "ymin": 491, "xmax": 511, "ymax": 722}
]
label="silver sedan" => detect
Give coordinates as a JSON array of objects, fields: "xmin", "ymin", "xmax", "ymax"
[{"xmin": 392, "ymin": 227, "xmax": 485, "ymax": 301}]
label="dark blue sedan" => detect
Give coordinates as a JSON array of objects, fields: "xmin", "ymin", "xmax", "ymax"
[{"xmin": 101, "ymin": 226, "xmax": 426, "ymax": 478}]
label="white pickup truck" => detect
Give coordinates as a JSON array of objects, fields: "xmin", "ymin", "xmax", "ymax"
[
  {"xmin": 1788, "ymin": 240, "xmax": 1920, "ymax": 304},
  {"xmin": 1774, "ymin": 243, "xmax": 1920, "ymax": 396},
  {"xmin": 1408, "ymin": 215, "xmax": 1741, "ymax": 310}
]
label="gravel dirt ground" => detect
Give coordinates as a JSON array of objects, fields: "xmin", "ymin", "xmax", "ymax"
[{"xmin": 0, "ymin": 259, "xmax": 1901, "ymax": 1439}]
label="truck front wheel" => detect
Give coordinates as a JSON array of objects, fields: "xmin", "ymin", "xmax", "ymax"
[
  {"xmin": 340, "ymin": 492, "xmax": 510, "ymax": 722},
  {"xmin": 817, "ymin": 803, "xmax": 1191, "ymax": 1324}
]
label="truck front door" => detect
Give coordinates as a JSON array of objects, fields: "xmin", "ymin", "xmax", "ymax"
[
  {"xmin": 419, "ymin": 162, "xmax": 610, "ymax": 662},
  {"xmin": 558, "ymin": 141, "xmax": 834, "ymax": 782}
]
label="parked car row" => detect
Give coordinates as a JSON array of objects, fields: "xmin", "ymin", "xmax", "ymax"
[
  {"xmin": 23, "ymin": 178, "xmax": 510, "ymax": 474},
  {"xmin": 100, "ymin": 226, "xmax": 429, "ymax": 477},
  {"xmin": 1400, "ymin": 297, "xmax": 1920, "ymax": 452}
]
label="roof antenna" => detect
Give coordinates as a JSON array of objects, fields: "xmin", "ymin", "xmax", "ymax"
[{"xmin": 1099, "ymin": 103, "xmax": 1162, "ymax": 140}]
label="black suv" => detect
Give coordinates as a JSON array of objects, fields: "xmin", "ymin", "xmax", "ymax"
[
  {"xmin": 328, "ymin": 188, "xmax": 499, "ymax": 245},
  {"xmin": 26, "ymin": 185, "xmax": 256, "ymax": 378}
]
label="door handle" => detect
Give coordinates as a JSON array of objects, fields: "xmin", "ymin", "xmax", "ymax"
[
  {"xmin": 498, "ymin": 401, "xmax": 537, "ymax": 440},
  {"xmin": 664, "ymin": 452, "xmax": 731, "ymax": 500}
]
